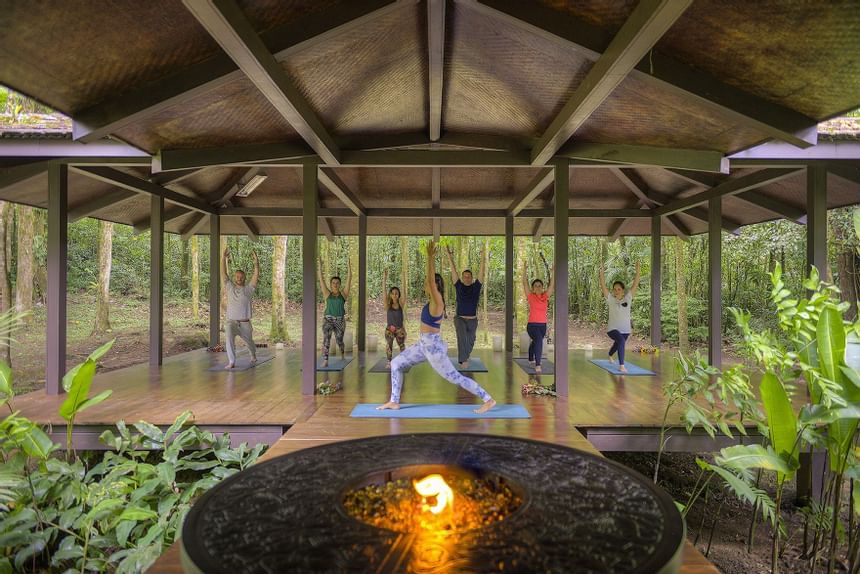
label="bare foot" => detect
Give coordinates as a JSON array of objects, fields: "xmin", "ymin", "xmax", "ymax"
[
  {"xmin": 529, "ymin": 360, "xmax": 536, "ymax": 367},
  {"xmin": 250, "ymin": 356, "xmax": 257, "ymax": 365},
  {"xmin": 460, "ymin": 360, "xmax": 469, "ymax": 369},
  {"xmin": 224, "ymin": 363, "xmax": 234, "ymax": 370},
  {"xmin": 619, "ymin": 364, "xmax": 628, "ymax": 373},
  {"xmin": 376, "ymin": 401, "xmax": 400, "ymax": 410},
  {"xmin": 474, "ymin": 399, "xmax": 496, "ymax": 414},
  {"xmin": 608, "ymin": 355, "xmax": 616, "ymax": 363},
  {"xmin": 534, "ymin": 365, "xmax": 542, "ymax": 374},
  {"xmin": 322, "ymin": 359, "xmax": 328, "ymax": 368},
  {"xmin": 385, "ymin": 361, "xmax": 391, "ymax": 369}
]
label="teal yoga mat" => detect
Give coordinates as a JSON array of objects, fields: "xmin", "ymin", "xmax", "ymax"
[
  {"xmin": 513, "ymin": 358, "xmax": 554, "ymax": 375},
  {"xmin": 316, "ymin": 357, "xmax": 353, "ymax": 371},
  {"xmin": 350, "ymin": 403, "xmax": 530, "ymax": 419},
  {"xmin": 589, "ymin": 359, "xmax": 656, "ymax": 376}
]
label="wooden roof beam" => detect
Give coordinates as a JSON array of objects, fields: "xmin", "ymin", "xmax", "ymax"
[
  {"xmin": 149, "ymin": 168, "xmax": 206, "ymax": 186},
  {"xmin": 320, "ymin": 217, "xmax": 335, "ymax": 241},
  {"xmin": 73, "ymin": 0, "xmax": 407, "ymax": 143},
  {"xmin": 655, "ymin": 168, "xmax": 802, "ymax": 217},
  {"xmin": 828, "ymin": 164, "xmax": 860, "ymax": 187},
  {"xmin": 68, "ymin": 190, "xmax": 138, "ymax": 223},
  {"xmin": 529, "ymin": 0, "xmax": 691, "ymax": 165},
  {"xmin": 428, "ymin": 0, "xmax": 446, "ymax": 141},
  {"xmin": 558, "ymin": 143, "xmax": 728, "ymax": 173},
  {"xmin": 464, "ymin": 0, "xmax": 818, "ymax": 149},
  {"xmin": 611, "ymin": 167, "xmax": 740, "ymax": 234},
  {"xmin": 667, "ymin": 168, "xmax": 806, "ymax": 224},
  {"xmin": 507, "ymin": 168, "xmax": 553, "ymax": 215},
  {"xmin": 318, "ymin": 169, "xmax": 366, "ymax": 216},
  {"xmin": 71, "ymin": 166, "xmax": 216, "ymax": 214},
  {"xmin": 182, "ymin": 0, "xmax": 341, "ymax": 164},
  {"xmin": 0, "ymin": 161, "xmax": 51, "ymax": 190},
  {"xmin": 156, "ymin": 142, "xmax": 313, "ymax": 172}
]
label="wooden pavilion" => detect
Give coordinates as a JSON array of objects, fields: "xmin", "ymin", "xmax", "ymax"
[{"xmin": 2, "ymin": 1, "xmax": 860, "ymax": 570}]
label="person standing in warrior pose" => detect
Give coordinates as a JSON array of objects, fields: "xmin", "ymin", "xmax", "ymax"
[
  {"xmin": 444, "ymin": 243, "xmax": 486, "ymax": 369},
  {"xmin": 222, "ymin": 247, "xmax": 259, "ymax": 370},
  {"xmin": 378, "ymin": 241, "xmax": 495, "ymax": 414},
  {"xmin": 382, "ymin": 268, "xmax": 407, "ymax": 369},
  {"xmin": 521, "ymin": 258, "xmax": 554, "ymax": 374},
  {"xmin": 317, "ymin": 258, "xmax": 351, "ymax": 368},
  {"xmin": 599, "ymin": 261, "xmax": 641, "ymax": 373}
]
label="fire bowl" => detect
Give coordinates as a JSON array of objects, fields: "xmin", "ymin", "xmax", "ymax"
[{"xmin": 180, "ymin": 434, "xmax": 685, "ymax": 574}]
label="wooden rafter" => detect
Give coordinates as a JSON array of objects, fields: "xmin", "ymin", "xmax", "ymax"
[
  {"xmin": 68, "ymin": 190, "xmax": 138, "ymax": 223},
  {"xmin": 0, "ymin": 161, "xmax": 51, "ymax": 190},
  {"xmin": 611, "ymin": 168, "xmax": 740, "ymax": 234},
  {"xmin": 71, "ymin": 166, "xmax": 215, "ymax": 214},
  {"xmin": 558, "ymin": 143, "xmax": 728, "ymax": 174},
  {"xmin": 318, "ymin": 169, "xmax": 366, "ymax": 215},
  {"xmin": 655, "ymin": 168, "xmax": 802, "ymax": 217},
  {"xmin": 73, "ymin": 0, "xmax": 405, "ymax": 142},
  {"xmin": 507, "ymin": 168, "xmax": 553, "ymax": 215},
  {"xmin": 530, "ymin": 0, "xmax": 692, "ymax": 165},
  {"xmin": 182, "ymin": 0, "xmax": 341, "ymax": 164},
  {"xmin": 666, "ymin": 168, "xmax": 806, "ymax": 224},
  {"xmin": 428, "ymin": 0, "xmax": 446, "ymax": 141},
  {"xmin": 156, "ymin": 142, "xmax": 313, "ymax": 172},
  {"xmin": 464, "ymin": 0, "xmax": 818, "ymax": 149}
]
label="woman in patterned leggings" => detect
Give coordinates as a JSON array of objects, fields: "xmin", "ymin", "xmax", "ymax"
[
  {"xmin": 378, "ymin": 241, "xmax": 495, "ymax": 414},
  {"xmin": 383, "ymin": 271, "xmax": 407, "ymax": 368},
  {"xmin": 317, "ymin": 258, "xmax": 351, "ymax": 368}
]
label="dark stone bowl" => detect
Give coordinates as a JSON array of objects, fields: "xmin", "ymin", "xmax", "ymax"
[{"xmin": 181, "ymin": 433, "xmax": 685, "ymax": 574}]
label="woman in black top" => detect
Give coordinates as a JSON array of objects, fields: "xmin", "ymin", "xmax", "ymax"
[{"xmin": 382, "ymin": 268, "xmax": 407, "ymax": 369}]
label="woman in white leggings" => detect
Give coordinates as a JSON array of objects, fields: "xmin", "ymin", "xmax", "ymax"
[{"xmin": 378, "ymin": 241, "xmax": 495, "ymax": 414}]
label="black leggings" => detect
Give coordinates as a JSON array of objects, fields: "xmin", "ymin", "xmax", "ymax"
[
  {"xmin": 527, "ymin": 323, "xmax": 547, "ymax": 366},
  {"xmin": 607, "ymin": 330, "xmax": 630, "ymax": 365}
]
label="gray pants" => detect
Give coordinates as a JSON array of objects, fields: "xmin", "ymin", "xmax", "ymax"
[
  {"xmin": 453, "ymin": 316, "xmax": 478, "ymax": 363},
  {"xmin": 225, "ymin": 320, "xmax": 256, "ymax": 365}
]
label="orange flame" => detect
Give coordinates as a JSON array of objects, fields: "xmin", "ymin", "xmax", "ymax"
[{"xmin": 413, "ymin": 474, "xmax": 453, "ymax": 514}]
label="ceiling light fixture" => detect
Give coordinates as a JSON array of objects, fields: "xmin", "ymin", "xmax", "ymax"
[{"xmin": 235, "ymin": 172, "xmax": 268, "ymax": 197}]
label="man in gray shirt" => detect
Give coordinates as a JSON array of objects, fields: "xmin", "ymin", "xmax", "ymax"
[{"xmin": 223, "ymin": 247, "xmax": 259, "ymax": 369}]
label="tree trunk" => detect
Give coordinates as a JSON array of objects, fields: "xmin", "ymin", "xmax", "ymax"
[
  {"xmin": 92, "ymin": 220, "xmax": 113, "ymax": 335},
  {"xmin": 15, "ymin": 205, "xmax": 35, "ymax": 317},
  {"xmin": 271, "ymin": 236, "xmax": 288, "ymax": 341},
  {"xmin": 514, "ymin": 237, "xmax": 528, "ymax": 335},
  {"xmin": 400, "ymin": 237, "xmax": 408, "ymax": 305},
  {"xmin": 181, "ymin": 238, "xmax": 190, "ymax": 292},
  {"xmin": 835, "ymin": 223, "xmax": 859, "ymax": 321},
  {"xmin": 674, "ymin": 237, "xmax": 689, "ymax": 352},
  {"xmin": 220, "ymin": 236, "xmax": 228, "ymax": 315},
  {"xmin": 191, "ymin": 236, "xmax": 200, "ymax": 321},
  {"xmin": 0, "ymin": 203, "xmax": 13, "ymax": 364}
]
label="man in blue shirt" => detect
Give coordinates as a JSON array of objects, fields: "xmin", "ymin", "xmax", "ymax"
[{"xmin": 445, "ymin": 245, "xmax": 487, "ymax": 368}]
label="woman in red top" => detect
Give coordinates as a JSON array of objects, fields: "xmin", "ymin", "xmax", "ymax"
[{"xmin": 521, "ymin": 260, "xmax": 554, "ymax": 374}]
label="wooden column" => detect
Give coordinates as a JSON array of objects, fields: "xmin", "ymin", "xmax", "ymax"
[
  {"xmin": 357, "ymin": 214, "xmax": 367, "ymax": 352},
  {"xmin": 209, "ymin": 215, "xmax": 220, "ymax": 347},
  {"xmin": 302, "ymin": 164, "xmax": 318, "ymax": 395},
  {"xmin": 708, "ymin": 197, "xmax": 722, "ymax": 368},
  {"xmin": 505, "ymin": 215, "xmax": 514, "ymax": 353},
  {"xmin": 149, "ymin": 195, "xmax": 164, "ymax": 366},
  {"xmin": 554, "ymin": 159, "xmax": 570, "ymax": 396},
  {"xmin": 46, "ymin": 163, "xmax": 67, "ymax": 395},
  {"xmin": 806, "ymin": 165, "xmax": 827, "ymax": 277},
  {"xmin": 650, "ymin": 216, "xmax": 662, "ymax": 346}
]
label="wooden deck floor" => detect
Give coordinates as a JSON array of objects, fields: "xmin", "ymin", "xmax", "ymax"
[{"xmin": 14, "ymin": 347, "xmax": 681, "ymax": 429}]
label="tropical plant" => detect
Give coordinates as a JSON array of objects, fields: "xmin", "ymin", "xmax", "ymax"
[{"xmin": 0, "ymin": 350, "xmax": 266, "ymax": 573}]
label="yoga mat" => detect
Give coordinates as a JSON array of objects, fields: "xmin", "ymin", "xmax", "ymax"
[
  {"xmin": 513, "ymin": 358, "xmax": 555, "ymax": 375},
  {"xmin": 350, "ymin": 403, "xmax": 530, "ymax": 419},
  {"xmin": 368, "ymin": 356, "xmax": 407, "ymax": 373},
  {"xmin": 207, "ymin": 353, "xmax": 274, "ymax": 372},
  {"xmin": 450, "ymin": 357, "xmax": 488, "ymax": 373},
  {"xmin": 315, "ymin": 357, "xmax": 354, "ymax": 371},
  {"xmin": 589, "ymin": 359, "xmax": 656, "ymax": 376}
]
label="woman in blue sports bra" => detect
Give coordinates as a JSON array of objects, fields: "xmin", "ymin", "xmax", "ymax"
[{"xmin": 378, "ymin": 240, "xmax": 496, "ymax": 414}]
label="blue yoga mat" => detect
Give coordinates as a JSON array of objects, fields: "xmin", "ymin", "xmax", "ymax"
[
  {"xmin": 589, "ymin": 359, "xmax": 656, "ymax": 376},
  {"xmin": 207, "ymin": 353, "xmax": 274, "ymax": 372},
  {"xmin": 316, "ymin": 357, "xmax": 353, "ymax": 371},
  {"xmin": 350, "ymin": 403, "xmax": 530, "ymax": 419},
  {"xmin": 450, "ymin": 356, "xmax": 488, "ymax": 373}
]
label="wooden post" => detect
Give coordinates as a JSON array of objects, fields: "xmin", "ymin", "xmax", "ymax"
[
  {"xmin": 650, "ymin": 216, "xmax": 661, "ymax": 346},
  {"xmin": 554, "ymin": 159, "xmax": 570, "ymax": 396},
  {"xmin": 357, "ymin": 214, "xmax": 367, "ymax": 352},
  {"xmin": 708, "ymin": 197, "xmax": 722, "ymax": 368},
  {"xmin": 505, "ymin": 215, "xmax": 514, "ymax": 353},
  {"xmin": 806, "ymin": 165, "xmax": 827, "ymax": 277},
  {"xmin": 209, "ymin": 215, "xmax": 220, "ymax": 347},
  {"xmin": 302, "ymin": 164, "xmax": 318, "ymax": 395},
  {"xmin": 150, "ymin": 195, "xmax": 164, "ymax": 366},
  {"xmin": 46, "ymin": 163, "xmax": 67, "ymax": 395}
]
